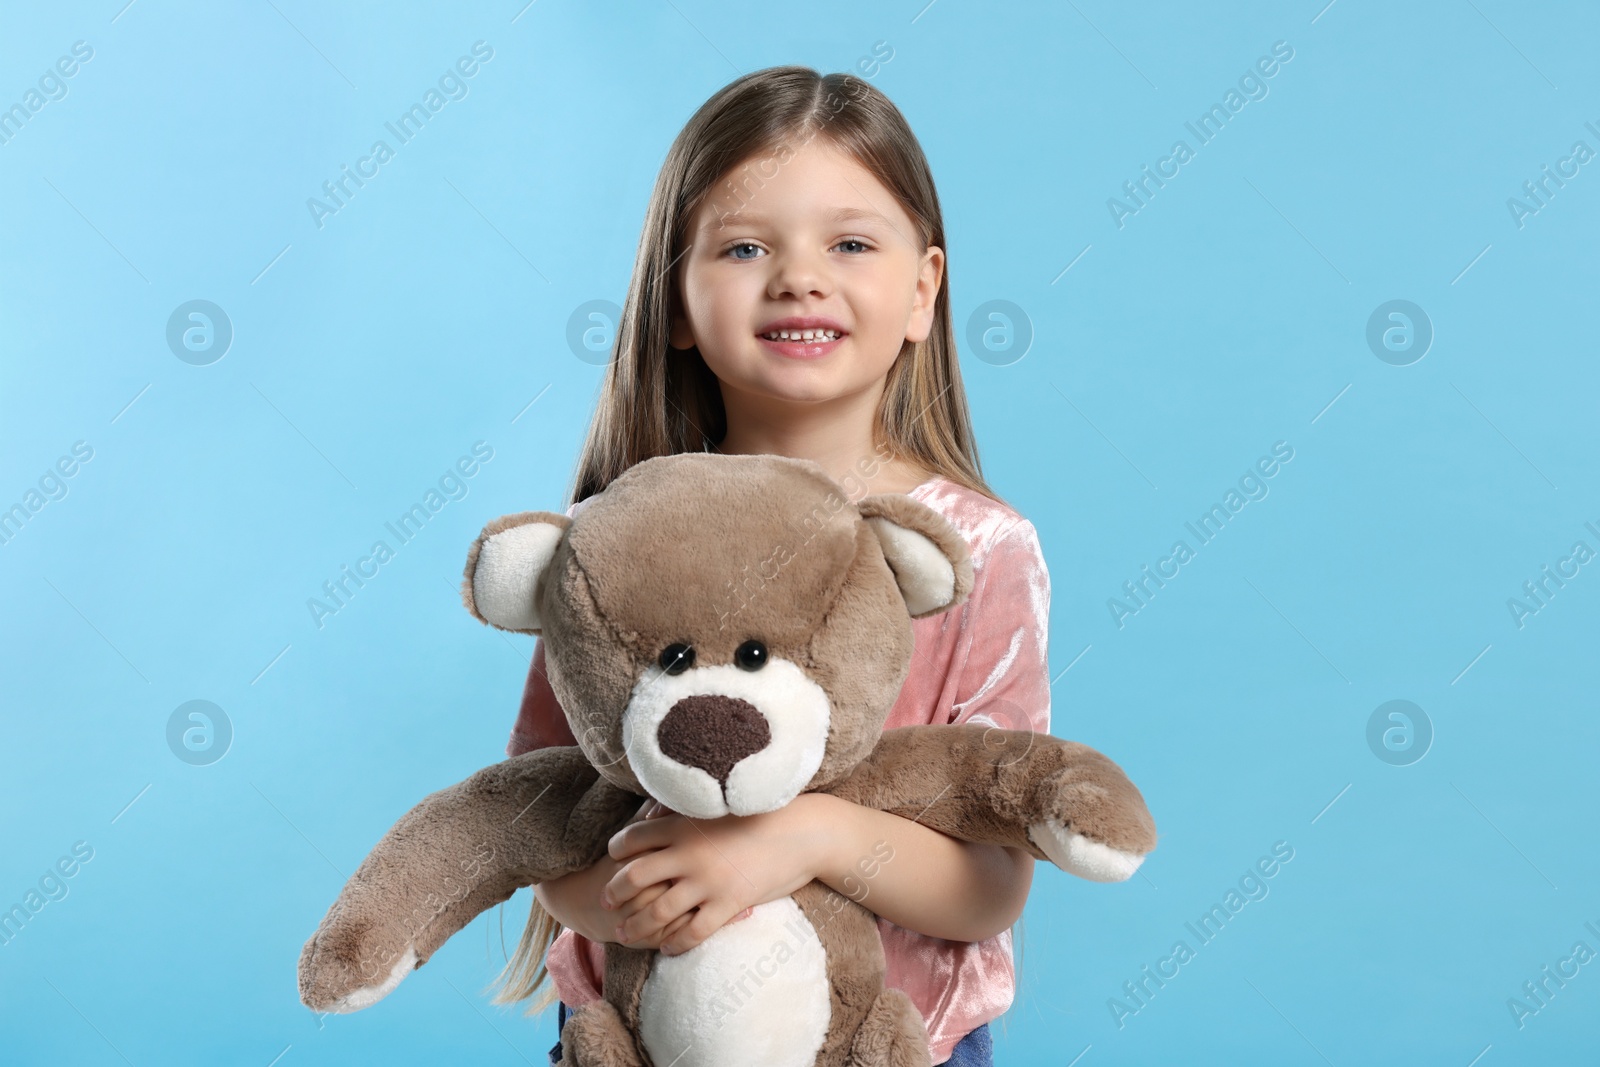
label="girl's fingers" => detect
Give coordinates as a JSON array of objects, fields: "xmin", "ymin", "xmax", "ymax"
[
  {"xmin": 662, "ymin": 899, "xmax": 748, "ymax": 956},
  {"xmin": 611, "ymin": 879, "xmax": 668, "ymax": 920},
  {"xmin": 616, "ymin": 879, "xmax": 706, "ymax": 945},
  {"xmin": 647, "ymin": 903, "xmax": 754, "ymax": 954},
  {"xmin": 601, "ymin": 853, "xmax": 676, "ymax": 909},
  {"xmin": 607, "ymin": 815, "xmax": 672, "ymax": 861},
  {"xmin": 656, "ymin": 909, "xmax": 695, "ymax": 944}
]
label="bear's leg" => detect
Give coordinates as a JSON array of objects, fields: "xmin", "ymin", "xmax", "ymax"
[
  {"xmin": 791, "ymin": 881, "xmax": 930, "ymax": 1067},
  {"xmin": 847, "ymin": 986, "xmax": 932, "ymax": 1067},
  {"xmin": 559, "ymin": 1000, "xmax": 646, "ymax": 1067}
]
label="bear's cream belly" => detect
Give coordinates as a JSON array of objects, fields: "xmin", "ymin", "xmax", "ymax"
[{"xmin": 636, "ymin": 896, "xmax": 831, "ymax": 1067}]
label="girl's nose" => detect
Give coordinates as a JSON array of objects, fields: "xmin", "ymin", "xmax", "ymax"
[{"xmin": 766, "ymin": 252, "xmax": 831, "ymax": 301}]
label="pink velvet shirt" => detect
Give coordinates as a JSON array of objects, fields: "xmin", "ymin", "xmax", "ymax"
[{"xmin": 505, "ymin": 475, "xmax": 1051, "ymax": 1066}]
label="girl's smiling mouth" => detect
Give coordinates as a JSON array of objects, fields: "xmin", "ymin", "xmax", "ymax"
[{"xmin": 756, "ymin": 316, "xmax": 849, "ymax": 360}]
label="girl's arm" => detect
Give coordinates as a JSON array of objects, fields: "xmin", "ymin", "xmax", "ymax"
[
  {"xmin": 604, "ymin": 791, "xmax": 1032, "ymax": 953},
  {"xmin": 535, "ymin": 834, "xmax": 641, "ymax": 944},
  {"xmin": 808, "ymin": 793, "xmax": 1034, "ymax": 944}
]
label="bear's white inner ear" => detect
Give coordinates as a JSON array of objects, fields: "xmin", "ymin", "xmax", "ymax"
[
  {"xmin": 473, "ymin": 522, "xmax": 565, "ymax": 632},
  {"xmin": 865, "ymin": 516, "xmax": 957, "ymax": 617}
]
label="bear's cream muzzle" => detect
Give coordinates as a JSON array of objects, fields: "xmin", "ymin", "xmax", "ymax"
[{"xmin": 620, "ymin": 658, "xmax": 831, "ymax": 818}]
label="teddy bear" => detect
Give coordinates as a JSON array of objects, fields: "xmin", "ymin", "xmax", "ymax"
[{"xmin": 297, "ymin": 452, "xmax": 1157, "ymax": 1067}]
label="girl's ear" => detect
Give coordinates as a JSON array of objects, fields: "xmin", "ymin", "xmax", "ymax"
[
  {"xmin": 905, "ymin": 244, "xmax": 945, "ymax": 345},
  {"xmin": 856, "ymin": 493, "xmax": 974, "ymax": 619},
  {"xmin": 460, "ymin": 512, "xmax": 573, "ymax": 633}
]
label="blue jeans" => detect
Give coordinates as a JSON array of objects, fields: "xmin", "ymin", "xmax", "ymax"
[{"xmin": 549, "ymin": 1000, "xmax": 993, "ymax": 1065}]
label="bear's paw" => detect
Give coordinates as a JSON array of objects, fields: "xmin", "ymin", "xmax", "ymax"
[
  {"xmin": 299, "ymin": 928, "xmax": 419, "ymax": 1015},
  {"xmin": 1028, "ymin": 820, "xmax": 1144, "ymax": 883}
]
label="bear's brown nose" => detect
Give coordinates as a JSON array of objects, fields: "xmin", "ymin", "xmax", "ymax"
[{"xmin": 656, "ymin": 695, "xmax": 771, "ymax": 786}]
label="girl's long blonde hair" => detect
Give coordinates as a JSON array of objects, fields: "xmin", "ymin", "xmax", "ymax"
[{"xmin": 490, "ymin": 63, "xmax": 1018, "ymax": 1020}]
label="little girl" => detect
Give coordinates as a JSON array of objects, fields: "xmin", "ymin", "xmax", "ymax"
[{"xmin": 494, "ymin": 66, "xmax": 1052, "ymax": 1067}]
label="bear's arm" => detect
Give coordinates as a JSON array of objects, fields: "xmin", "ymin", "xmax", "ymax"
[
  {"xmin": 825, "ymin": 723, "xmax": 1157, "ymax": 883},
  {"xmin": 298, "ymin": 745, "xmax": 640, "ymax": 1013}
]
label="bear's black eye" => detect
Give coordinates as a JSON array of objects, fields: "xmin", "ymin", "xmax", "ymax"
[
  {"xmin": 734, "ymin": 639, "xmax": 767, "ymax": 671},
  {"xmin": 659, "ymin": 643, "xmax": 695, "ymax": 674}
]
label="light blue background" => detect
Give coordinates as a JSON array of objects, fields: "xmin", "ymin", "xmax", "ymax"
[{"xmin": 3, "ymin": 1, "xmax": 1596, "ymax": 1064}]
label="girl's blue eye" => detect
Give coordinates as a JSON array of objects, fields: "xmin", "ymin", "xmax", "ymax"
[{"xmin": 722, "ymin": 239, "xmax": 872, "ymax": 260}]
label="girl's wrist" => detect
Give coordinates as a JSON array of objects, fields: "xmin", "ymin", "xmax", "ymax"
[
  {"xmin": 793, "ymin": 792, "xmax": 851, "ymax": 884},
  {"xmin": 536, "ymin": 855, "xmax": 621, "ymax": 944}
]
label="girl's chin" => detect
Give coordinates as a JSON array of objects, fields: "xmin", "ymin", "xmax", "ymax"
[
  {"xmin": 707, "ymin": 354, "xmax": 890, "ymax": 404},
  {"xmin": 730, "ymin": 374, "xmax": 854, "ymax": 407}
]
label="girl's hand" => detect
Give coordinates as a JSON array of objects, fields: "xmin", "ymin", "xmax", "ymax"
[
  {"xmin": 602, "ymin": 793, "xmax": 836, "ymax": 955},
  {"xmin": 615, "ymin": 800, "xmax": 713, "ymax": 950},
  {"xmin": 534, "ymin": 798, "xmax": 686, "ymax": 949}
]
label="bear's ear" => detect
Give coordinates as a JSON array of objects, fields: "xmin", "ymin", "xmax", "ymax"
[
  {"xmin": 460, "ymin": 512, "xmax": 573, "ymax": 633},
  {"xmin": 856, "ymin": 494, "xmax": 975, "ymax": 619}
]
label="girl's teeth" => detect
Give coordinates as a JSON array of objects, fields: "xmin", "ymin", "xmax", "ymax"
[{"xmin": 763, "ymin": 329, "xmax": 840, "ymax": 341}]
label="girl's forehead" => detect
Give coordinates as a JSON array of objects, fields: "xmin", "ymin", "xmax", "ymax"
[{"xmin": 691, "ymin": 141, "xmax": 906, "ymax": 233}]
